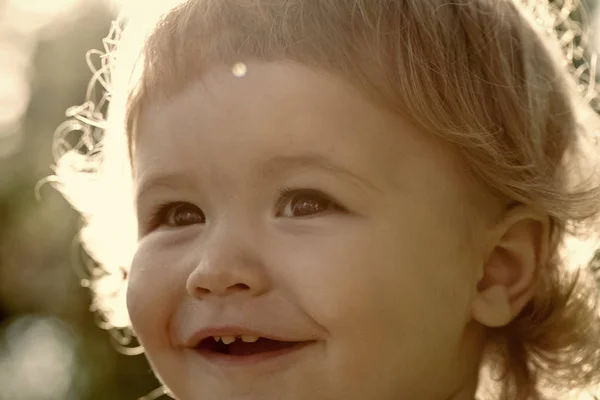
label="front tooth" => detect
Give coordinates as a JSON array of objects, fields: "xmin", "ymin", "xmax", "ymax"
[
  {"xmin": 213, "ymin": 336, "xmax": 221, "ymax": 342},
  {"xmin": 221, "ymin": 335, "xmax": 236, "ymax": 345},
  {"xmin": 241, "ymin": 335, "xmax": 259, "ymax": 343}
]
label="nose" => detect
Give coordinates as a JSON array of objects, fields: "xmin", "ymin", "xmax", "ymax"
[{"xmin": 185, "ymin": 229, "xmax": 270, "ymax": 299}]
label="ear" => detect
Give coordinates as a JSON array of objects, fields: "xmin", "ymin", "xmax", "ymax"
[{"xmin": 472, "ymin": 204, "xmax": 550, "ymax": 328}]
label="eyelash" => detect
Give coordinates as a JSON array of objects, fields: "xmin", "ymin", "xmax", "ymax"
[
  {"xmin": 275, "ymin": 186, "xmax": 345, "ymax": 218},
  {"xmin": 144, "ymin": 188, "xmax": 345, "ymax": 231},
  {"xmin": 145, "ymin": 201, "xmax": 204, "ymax": 232}
]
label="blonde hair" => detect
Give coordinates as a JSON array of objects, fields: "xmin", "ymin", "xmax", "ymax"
[{"xmin": 51, "ymin": 0, "xmax": 600, "ymax": 399}]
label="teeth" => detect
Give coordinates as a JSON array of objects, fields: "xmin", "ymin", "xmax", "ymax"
[
  {"xmin": 220, "ymin": 335, "xmax": 236, "ymax": 345},
  {"xmin": 241, "ymin": 335, "xmax": 259, "ymax": 343},
  {"xmin": 211, "ymin": 335, "xmax": 261, "ymax": 344}
]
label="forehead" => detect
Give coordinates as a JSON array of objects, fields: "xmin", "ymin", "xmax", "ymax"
[
  {"xmin": 136, "ymin": 62, "xmax": 437, "ymax": 153},
  {"xmin": 133, "ymin": 62, "xmax": 472, "ymax": 200}
]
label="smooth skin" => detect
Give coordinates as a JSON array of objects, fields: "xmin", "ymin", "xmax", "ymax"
[{"xmin": 128, "ymin": 61, "xmax": 549, "ymax": 400}]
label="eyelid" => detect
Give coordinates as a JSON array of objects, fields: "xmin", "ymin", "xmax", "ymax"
[
  {"xmin": 276, "ymin": 186, "xmax": 333, "ymax": 204},
  {"xmin": 275, "ymin": 186, "xmax": 346, "ymax": 216},
  {"xmin": 139, "ymin": 188, "xmax": 349, "ymax": 233},
  {"xmin": 143, "ymin": 201, "xmax": 174, "ymax": 232},
  {"xmin": 144, "ymin": 201, "xmax": 198, "ymax": 232}
]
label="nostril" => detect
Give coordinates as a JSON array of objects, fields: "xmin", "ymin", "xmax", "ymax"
[
  {"xmin": 229, "ymin": 283, "xmax": 250, "ymax": 291},
  {"xmin": 192, "ymin": 283, "xmax": 250, "ymax": 297},
  {"xmin": 194, "ymin": 287, "xmax": 211, "ymax": 295}
]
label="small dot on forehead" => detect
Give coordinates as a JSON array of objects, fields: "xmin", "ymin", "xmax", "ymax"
[{"xmin": 232, "ymin": 62, "xmax": 248, "ymax": 77}]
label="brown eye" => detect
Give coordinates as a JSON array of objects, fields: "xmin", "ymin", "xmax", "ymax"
[
  {"xmin": 279, "ymin": 190, "xmax": 342, "ymax": 218},
  {"xmin": 167, "ymin": 203, "xmax": 205, "ymax": 226},
  {"xmin": 150, "ymin": 202, "xmax": 205, "ymax": 229}
]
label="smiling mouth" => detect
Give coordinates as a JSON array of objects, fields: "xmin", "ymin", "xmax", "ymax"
[{"xmin": 196, "ymin": 336, "xmax": 309, "ymax": 356}]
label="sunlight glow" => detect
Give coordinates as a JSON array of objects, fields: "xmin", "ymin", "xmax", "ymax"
[
  {"xmin": 0, "ymin": 0, "xmax": 90, "ymax": 159},
  {"xmin": 561, "ymin": 232, "xmax": 598, "ymax": 272},
  {"xmin": 0, "ymin": 68, "xmax": 30, "ymax": 128},
  {"xmin": 103, "ymin": 0, "xmax": 124, "ymax": 13},
  {"xmin": 232, "ymin": 62, "xmax": 248, "ymax": 77},
  {"xmin": 0, "ymin": 316, "xmax": 77, "ymax": 400},
  {"xmin": 594, "ymin": 7, "xmax": 600, "ymax": 73},
  {"xmin": 7, "ymin": 0, "xmax": 83, "ymax": 20}
]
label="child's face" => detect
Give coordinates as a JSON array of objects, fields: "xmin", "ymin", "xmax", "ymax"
[{"xmin": 128, "ymin": 62, "xmax": 489, "ymax": 400}]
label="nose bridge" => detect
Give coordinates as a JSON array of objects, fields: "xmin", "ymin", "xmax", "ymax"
[{"xmin": 186, "ymin": 215, "xmax": 269, "ymax": 298}]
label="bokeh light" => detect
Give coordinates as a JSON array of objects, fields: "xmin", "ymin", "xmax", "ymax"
[
  {"xmin": 0, "ymin": 0, "xmax": 89, "ymax": 159},
  {"xmin": 0, "ymin": 316, "xmax": 78, "ymax": 400}
]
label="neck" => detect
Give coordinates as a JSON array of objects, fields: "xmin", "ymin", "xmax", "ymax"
[
  {"xmin": 445, "ymin": 321, "xmax": 487, "ymax": 400},
  {"xmin": 446, "ymin": 374, "xmax": 479, "ymax": 400}
]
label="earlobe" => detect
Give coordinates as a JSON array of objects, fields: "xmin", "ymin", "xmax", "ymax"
[
  {"xmin": 472, "ymin": 284, "xmax": 512, "ymax": 327},
  {"xmin": 471, "ymin": 204, "xmax": 550, "ymax": 328}
]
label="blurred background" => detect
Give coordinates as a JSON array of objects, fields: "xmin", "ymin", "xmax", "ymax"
[
  {"xmin": 0, "ymin": 1, "xmax": 162, "ymax": 399},
  {"xmin": 0, "ymin": 0, "xmax": 599, "ymax": 399}
]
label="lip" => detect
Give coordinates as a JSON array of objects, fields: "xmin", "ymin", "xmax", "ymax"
[
  {"xmin": 193, "ymin": 340, "xmax": 316, "ymax": 367},
  {"xmin": 184, "ymin": 325, "xmax": 318, "ymax": 367},
  {"xmin": 185, "ymin": 325, "xmax": 308, "ymax": 347}
]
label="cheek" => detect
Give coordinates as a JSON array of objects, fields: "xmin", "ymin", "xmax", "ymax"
[
  {"xmin": 126, "ymin": 239, "xmax": 183, "ymax": 344},
  {"xmin": 267, "ymin": 215, "xmax": 477, "ymax": 395},
  {"xmin": 270, "ymin": 213, "xmax": 476, "ymax": 343}
]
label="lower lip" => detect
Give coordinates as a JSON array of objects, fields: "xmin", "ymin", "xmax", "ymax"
[{"xmin": 193, "ymin": 341, "xmax": 316, "ymax": 366}]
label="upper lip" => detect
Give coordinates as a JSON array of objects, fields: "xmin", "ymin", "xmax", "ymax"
[{"xmin": 185, "ymin": 326, "xmax": 308, "ymax": 347}]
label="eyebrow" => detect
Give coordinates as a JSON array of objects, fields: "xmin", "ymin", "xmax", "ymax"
[
  {"xmin": 258, "ymin": 154, "xmax": 376, "ymax": 191},
  {"xmin": 135, "ymin": 172, "xmax": 197, "ymax": 206},
  {"xmin": 135, "ymin": 154, "xmax": 376, "ymax": 203}
]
